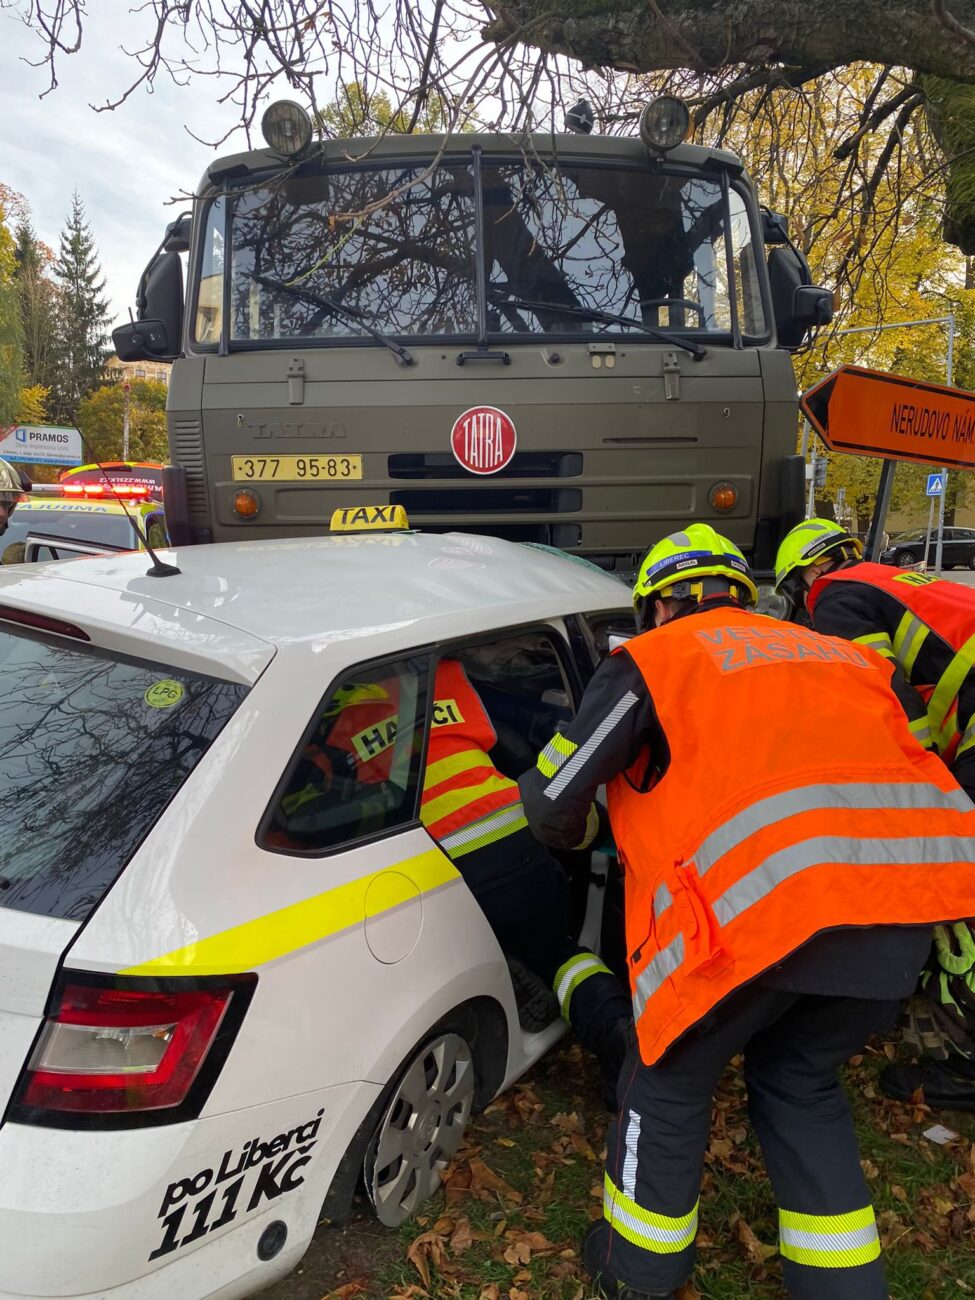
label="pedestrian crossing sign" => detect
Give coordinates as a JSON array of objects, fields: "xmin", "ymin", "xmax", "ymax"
[{"xmin": 926, "ymin": 472, "xmax": 947, "ymax": 496}]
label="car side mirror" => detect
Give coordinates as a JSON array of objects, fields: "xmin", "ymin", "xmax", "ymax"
[{"xmin": 767, "ymin": 246, "xmax": 833, "ymax": 351}]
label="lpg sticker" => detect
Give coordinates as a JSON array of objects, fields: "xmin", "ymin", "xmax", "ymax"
[
  {"xmin": 145, "ymin": 680, "xmax": 185, "ymax": 709},
  {"xmin": 450, "ymin": 405, "xmax": 517, "ymax": 474},
  {"xmin": 150, "ymin": 1109, "xmax": 324, "ymax": 1259}
]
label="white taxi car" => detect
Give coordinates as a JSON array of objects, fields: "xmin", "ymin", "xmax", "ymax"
[{"xmin": 0, "ymin": 514, "xmax": 632, "ymax": 1300}]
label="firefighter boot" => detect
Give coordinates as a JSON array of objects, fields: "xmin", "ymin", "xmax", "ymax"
[{"xmin": 581, "ymin": 1222, "xmax": 677, "ymax": 1299}]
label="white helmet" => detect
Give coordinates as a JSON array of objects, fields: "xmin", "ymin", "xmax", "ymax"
[{"xmin": 0, "ymin": 458, "xmax": 30, "ymax": 535}]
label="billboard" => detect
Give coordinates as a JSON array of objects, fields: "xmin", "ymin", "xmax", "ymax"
[{"xmin": 0, "ymin": 425, "xmax": 83, "ymax": 467}]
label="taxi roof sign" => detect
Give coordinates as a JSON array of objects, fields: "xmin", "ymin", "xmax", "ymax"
[
  {"xmin": 330, "ymin": 504, "xmax": 410, "ymax": 533},
  {"xmin": 801, "ymin": 365, "xmax": 975, "ymax": 469}
]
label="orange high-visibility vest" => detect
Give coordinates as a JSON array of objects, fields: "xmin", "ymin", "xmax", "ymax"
[
  {"xmin": 607, "ymin": 605, "xmax": 975, "ymax": 1066},
  {"xmin": 809, "ymin": 561, "xmax": 975, "ymax": 761}
]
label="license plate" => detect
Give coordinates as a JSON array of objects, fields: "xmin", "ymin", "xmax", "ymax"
[{"xmin": 231, "ymin": 455, "xmax": 363, "ymax": 482}]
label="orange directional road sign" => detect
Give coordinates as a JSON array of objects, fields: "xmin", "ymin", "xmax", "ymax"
[{"xmin": 801, "ymin": 365, "xmax": 975, "ymax": 470}]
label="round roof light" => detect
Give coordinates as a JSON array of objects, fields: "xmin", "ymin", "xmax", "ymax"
[
  {"xmin": 261, "ymin": 101, "xmax": 313, "ymax": 157},
  {"xmin": 639, "ymin": 97, "xmax": 691, "ymax": 153}
]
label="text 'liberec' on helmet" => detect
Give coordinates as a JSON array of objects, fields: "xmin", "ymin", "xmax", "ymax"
[
  {"xmin": 774, "ymin": 518, "xmax": 863, "ymax": 599},
  {"xmin": 633, "ymin": 524, "xmax": 759, "ymax": 618}
]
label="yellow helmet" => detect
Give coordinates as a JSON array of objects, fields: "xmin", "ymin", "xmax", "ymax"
[
  {"xmin": 633, "ymin": 525, "xmax": 758, "ymax": 617},
  {"xmin": 774, "ymin": 519, "xmax": 862, "ymax": 600}
]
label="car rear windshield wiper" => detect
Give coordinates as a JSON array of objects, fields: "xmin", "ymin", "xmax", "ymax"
[
  {"xmin": 252, "ymin": 275, "xmax": 415, "ymax": 367},
  {"xmin": 487, "ymin": 290, "xmax": 707, "ymax": 359}
]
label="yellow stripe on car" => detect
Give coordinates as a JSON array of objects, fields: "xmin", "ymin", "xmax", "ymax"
[{"xmin": 121, "ymin": 848, "xmax": 460, "ymax": 976}]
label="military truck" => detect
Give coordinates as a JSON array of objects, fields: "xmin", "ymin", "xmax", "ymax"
[{"xmin": 114, "ymin": 96, "xmax": 832, "ymax": 582}]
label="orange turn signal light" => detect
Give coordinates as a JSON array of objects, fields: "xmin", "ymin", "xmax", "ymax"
[
  {"xmin": 709, "ymin": 482, "xmax": 737, "ymax": 513},
  {"xmin": 233, "ymin": 489, "xmax": 261, "ymax": 519}
]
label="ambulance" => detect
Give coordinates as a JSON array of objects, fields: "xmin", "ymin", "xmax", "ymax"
[
  {"xmin": 0, "ymin": 507, "xmax": 631, "ymax": 1299},
  {"xmin": 0, "ymin": 484, "xmax": 167, "ymax": 566}
]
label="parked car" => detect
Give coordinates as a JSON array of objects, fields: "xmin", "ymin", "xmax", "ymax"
[
  {"xmin": 881, "ymin": 527, "xmax": 975, "ymax": 569},
  {"xmin": 0, "ymin": 510, "xmax": 631, "ymax": 1300}
]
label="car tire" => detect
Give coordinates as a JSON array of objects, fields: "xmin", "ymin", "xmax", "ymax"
[
  {"xmin": 969, "ymin": 553, "xmax": 975, "ymax": 570},
  {"xmin": 898, "ymin": 551, "xmax": 919, "ymax": 568},
  {"xmin": 364, "ymin": 1026, "xmax": 476, "ymax": 1227}
]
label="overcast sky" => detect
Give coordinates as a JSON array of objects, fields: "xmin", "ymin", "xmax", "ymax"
[{"xmin": 1, "ymin": 6, "xmax": 250, "ymax": 324}]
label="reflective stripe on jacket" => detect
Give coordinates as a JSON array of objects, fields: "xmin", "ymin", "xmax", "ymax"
[
  {"xmin": 419, "ymin": 659, "xmax": 526, "ymax": 857},
  {"xmin": 809, "ymin": 562, "xmax": 975, "ymax": 761},
  {"xmin": 607, "ymin": 605, "xmax": 975, "ymax": 1066}
]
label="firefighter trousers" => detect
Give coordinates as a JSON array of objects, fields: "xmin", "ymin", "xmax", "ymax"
[
  {"xmin": 593, "ymin": 983, "xmax": 898, "ymax": 1299},
  {"xmin": 472, "ymin": 845, "xmax": 632, "ymax": 1084}
]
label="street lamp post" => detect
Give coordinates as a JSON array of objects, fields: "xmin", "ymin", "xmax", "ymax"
[{"xmin": 122, "ymin": 380, "xmax": 131, "ymax": 460}]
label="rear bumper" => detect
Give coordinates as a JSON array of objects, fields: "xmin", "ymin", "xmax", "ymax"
[{"xmin": 0, "ymin": 1081, "xmax": 376, "ymax": 1299}]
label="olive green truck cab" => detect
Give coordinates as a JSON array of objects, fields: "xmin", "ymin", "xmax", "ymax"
[{"xmin": 114, "ymin": 98, "xmax": 832, "ymax": 580}]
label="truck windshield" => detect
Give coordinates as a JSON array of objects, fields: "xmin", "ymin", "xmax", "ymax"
[
  {"xmin": 195, "ymin": 157, "xmax": 766, "ymax": 347},
  {"xmin": 0, "ymin": 624, "xmax": 247, "ymax": 921}
]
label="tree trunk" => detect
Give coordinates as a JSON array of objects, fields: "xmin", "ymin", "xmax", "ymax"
[{"xmin": 484, "ymin": 1, "xmax": 975, "ymax": 82}]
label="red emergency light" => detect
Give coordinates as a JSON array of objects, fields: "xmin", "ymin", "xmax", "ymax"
[{"xmin": 61, "ymin": 483, "xmax": 151, "ymax": 501}]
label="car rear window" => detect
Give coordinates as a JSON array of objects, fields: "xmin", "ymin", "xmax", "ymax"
[
  {"xmin": 0, "ymin": 507, "xmax": 136, "ymax": 564},
  {"xmin": 0, "ymin": 624, "xmax": 248, "ymax": 921}
]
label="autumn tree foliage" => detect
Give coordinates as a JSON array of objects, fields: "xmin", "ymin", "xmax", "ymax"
[
  {"xmin": 0, "ymin": 208, "xmax": 24, "ymax": 427},
  {"xmin": 75, "ymin": 379, "xmax": 168, "ymax": 464}
]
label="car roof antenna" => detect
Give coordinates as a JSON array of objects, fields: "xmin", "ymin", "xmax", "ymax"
[{"xmin": 77, "ymin": 434, "xmax": 181, "ymax": 577}]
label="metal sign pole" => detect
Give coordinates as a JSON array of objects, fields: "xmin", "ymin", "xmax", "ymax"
[
  {"xmin": 866, "ymin": 459, "xmax": 896, "ymax": 561},
  {"xmin": 934, "ymin": 313, "xmax": 956, "ymax": 577},
  {"xmin": 923, "ymin": 493, "xmax": 937, "ymax": 568}
]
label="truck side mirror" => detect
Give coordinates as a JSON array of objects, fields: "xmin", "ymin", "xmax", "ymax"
[
  {"xmin": 112, "ymin": 318, "xmax": 174, "ymax": 361},
  {"xmin": 767, "ymin": 246, "xmax": 833, "ymax": 351},
  {"xmin": 163, "ymin": 213, "xmax": 192, "ymax": 254},
  {"xmin": 762, "ymin": 210, "xmax": 791, "ymax": 245},
  {"xmin": 113, "ymin": 250, "xmax": 184, "ymax": 362}
]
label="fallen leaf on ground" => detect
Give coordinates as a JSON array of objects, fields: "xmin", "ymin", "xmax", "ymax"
[
  {"xmin": 469, "ymin": 1158, "xmax": 523, "ymax": 1203},
  {"xmin": 406, "ymin": 1230, "xmax": 448, "ymax": 1288},
  {"xmin": 735, "ymin": 1216, "xmax": 777, "ymax": 1266}
]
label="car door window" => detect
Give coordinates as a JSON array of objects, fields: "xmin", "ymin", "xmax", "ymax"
[
  {"xmin": 585, "ymin": 610, "xmax": 637, "ymax": 659},
  {"xmin": 261, "ymin": 654, "xmax": 429, "ymax": 854},
  {"xmin": 444, "ymin": 630, "xmax": 578, "ymax": 781}
]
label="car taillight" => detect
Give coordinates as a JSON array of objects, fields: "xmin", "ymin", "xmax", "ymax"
[{"xmin": 10, "ymin": 973, "xmax": 256, "ymax": 1128}]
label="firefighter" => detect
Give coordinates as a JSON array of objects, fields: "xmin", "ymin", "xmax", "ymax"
[
  {"xmin": 520, "ymin": 524, "xmax": 975, "ymax": 1300},
  {"xmin": 776, "ymin": 517, "xmax": 975, "ymax": 1109},
  {"xmin": 0, "ymin": 458, "xmax": 30, "ymax": 537},
  {"xmin": 283, "ymin": 658, "xmax": 633, "ymax": 1093}
]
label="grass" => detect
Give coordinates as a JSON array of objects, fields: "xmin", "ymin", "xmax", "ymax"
[{"xmin": 314, "ymin": 1039, "xmax": 975, "ymax": 1300}]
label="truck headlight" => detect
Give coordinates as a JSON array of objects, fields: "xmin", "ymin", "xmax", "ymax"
[
  {"xmin": 639, "ymin": 97, "xmax": 691, "ymax": 152},
  {"xmin": 261, "ymin": 101, "xmax": 313, "ymax": 157},
  {"xmin": 756, "ymin": 582, "xmax": 791, "ymax": 621}
]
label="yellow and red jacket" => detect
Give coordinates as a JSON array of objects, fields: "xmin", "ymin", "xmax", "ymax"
[
  {"xmin": 607, "ymin": 606, "xmax": 975, "ymax": 1066},
  {"xmin": 418, "ymin": 659, "xmax": 527, "ymax": 858},
  {"xmin": 292, "ymin": 661, "xmax": 527, "ymax": 858},
  {"xmin": 809, "ymin": 561, "xmax": 975, "ymax": 762}
]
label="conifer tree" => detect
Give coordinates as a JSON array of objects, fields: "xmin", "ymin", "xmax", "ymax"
[{"xmin": 50, "ymin": 192, "xmax": 110, "ymax": 421}]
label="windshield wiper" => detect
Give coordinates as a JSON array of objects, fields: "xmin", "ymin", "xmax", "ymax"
[
  {"xmin": 487, "ymin": 291, "xmax": 707, "ymax": 359},
  {"xmin": 253, "ymin": 275, "xmax": 415, "ymax": 367}
]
